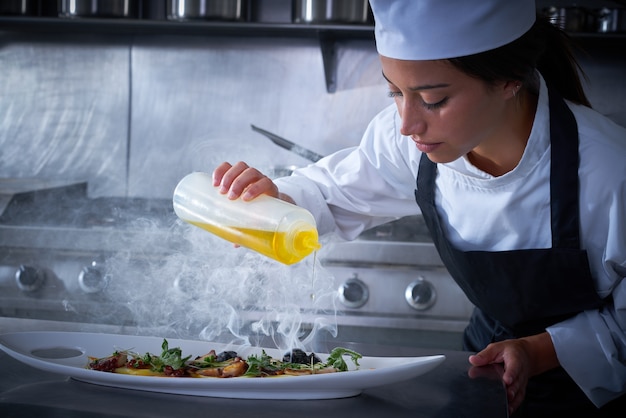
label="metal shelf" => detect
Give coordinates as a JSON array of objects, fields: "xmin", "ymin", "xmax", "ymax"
[
  {"xmin": 0, "ymin": 17, "xmax": 374, "ymax": 37},
  {"xmin": 2, "ymin": 17, "xmax": 623, "ymax": 91},
  {"xmin": 0, "ymin": 17, "xmax": 375, "ymax": 93}
]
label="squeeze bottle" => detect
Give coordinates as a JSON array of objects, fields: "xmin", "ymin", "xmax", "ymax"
[{"xmin": 173, "ymin": 172, "xmax": 321, "ymax": 265}]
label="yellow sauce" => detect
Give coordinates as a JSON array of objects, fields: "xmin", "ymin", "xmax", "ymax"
[
  {"xmin": 189, "ymin": 221, "xmax": 320, "ymax": 265},
  {"xmin": 114, "ymin": 367, "xmax": 164, "ymax": 376}
]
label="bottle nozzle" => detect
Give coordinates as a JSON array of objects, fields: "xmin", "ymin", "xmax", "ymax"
[
  {"xmin": 305, "ymin": 236, "xmax": 322, "ymax": 251},
  {"xmin": 292, "ymin": 226, "xmax": 321, "ymax": 255}
]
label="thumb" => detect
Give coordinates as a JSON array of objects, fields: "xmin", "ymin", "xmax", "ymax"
[
  {"xmin": 469, "ymin": 344, "xmax": 503, "ymax": 367},
  {"xmin": 468, "ymin": 352, "xmax": 490, "ymax": 366}
]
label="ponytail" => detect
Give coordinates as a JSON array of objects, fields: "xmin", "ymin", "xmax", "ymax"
[{"xmin": 534, "ymin": 17, "xmax": 591, "ymax": 107}]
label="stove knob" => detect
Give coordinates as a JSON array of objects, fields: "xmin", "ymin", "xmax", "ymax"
[
  {"xmin": 338, "ymin": 274, "xmax": 369, "ymax": 309},
  {"xmin": 405, "ymin": 277, "xmax": 436, "ymax": 311},
  {"xmin": 15, "ymin": 265, "xmax": 46, "ymax": 292},
  {"xmin": 78, "ymin": 262, "xmax": 109, "ymax": 293}
]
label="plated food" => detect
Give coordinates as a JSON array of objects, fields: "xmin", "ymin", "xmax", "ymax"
[
  {"xmin": 88, "ymin": 339, "xmax": 363, "ymax": 378},
  {"xmin": 0, "ymin": 332, "xmax": 446, "ymax": 399}
]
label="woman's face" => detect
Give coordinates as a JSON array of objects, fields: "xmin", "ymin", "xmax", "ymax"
[{"xmin": 380, "ymin": 56, "xmax": 517, "ymax": 165}]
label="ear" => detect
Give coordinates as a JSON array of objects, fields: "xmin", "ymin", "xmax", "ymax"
[{"xmin": 503, "ymin": 80, "xmax": 522, "ymax": 100}]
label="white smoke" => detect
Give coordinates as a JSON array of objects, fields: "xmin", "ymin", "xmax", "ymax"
[{"xmin": 102, "ymin": 216, "xmax": 338, "ymax": 352}]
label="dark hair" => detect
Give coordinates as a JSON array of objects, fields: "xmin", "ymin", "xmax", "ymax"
[{"xmin": 448, "ymin": 14, "xmax": 591, "ymax": 107}]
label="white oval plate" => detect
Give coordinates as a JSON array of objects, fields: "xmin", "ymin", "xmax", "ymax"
[{"xmin": 0, "ymin": 331, "xmax": 445, "ymax": 400}]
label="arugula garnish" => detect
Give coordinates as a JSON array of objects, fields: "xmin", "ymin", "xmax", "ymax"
[
  {"xmin": 243, "ymin": 347, "xmax": 362, "ymax": 376},
  {"xmin": 324, "ymin": 347, "xmax": 362, "ymax": 372},
  {"xmin": 244, "ymin": 350, "xmax": 284, "ymax": 377},
  {"xmin": 139, "ymin": 339, "xmax": 191, "ymax": 372}
]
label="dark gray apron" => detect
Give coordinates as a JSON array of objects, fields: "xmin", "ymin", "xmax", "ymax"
[{"xmin": 414, "ymin": 86, "xmax": 624, "ymax": 416}]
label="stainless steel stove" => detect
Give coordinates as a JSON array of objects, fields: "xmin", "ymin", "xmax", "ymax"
[
  {"xmin": 0, "ymin": 179, "xmax": 474, "ymax": 350},
  {"xmin": 0, "ymin": 179, "xmax": 180, "ymax": 324}
]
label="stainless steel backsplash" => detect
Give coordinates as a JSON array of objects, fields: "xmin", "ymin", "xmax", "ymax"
[{"xmin": 0, "ymin": 31, "xmax": 624, "ymax": 198}]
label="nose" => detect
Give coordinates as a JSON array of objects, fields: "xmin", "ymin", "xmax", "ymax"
[{"xmin": 398, "ymin": 100, "xmax": 427, "ymax": 137}]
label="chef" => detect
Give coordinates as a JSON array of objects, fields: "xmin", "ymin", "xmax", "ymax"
[{"xmin": 212, "ymin": 0, "xmax": 626, "ymax": 416}]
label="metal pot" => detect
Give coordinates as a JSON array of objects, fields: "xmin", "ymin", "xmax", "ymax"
[
  {"xmin": 0, "ymin": 0, "xmax": 37, "ymax": 16},
  {"xmin": 292, "ymin": 0, "xmax": 371, "ymax": 24},
  {"xmin": 58, "ymin": 0, "xmax": 139, "ymax": 18},
  {"xmin": 167, "ymin": 0, "xmax": 247, "ymax": 21},
  {"xmin": 596, "ymin": 8, "xmax": 626, "ymax": 33},
  {"xmin": 542, "ymin": 6, "xmax": 591, "ymax": 32}
]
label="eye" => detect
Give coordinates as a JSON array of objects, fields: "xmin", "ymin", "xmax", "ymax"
[
  {"xmin": 421, "ymin": 97, "xmax": 448, "ymax": 111},
  {"xmin": 387, "ymin": 90, "xmax": 403, "ymax": 98}
]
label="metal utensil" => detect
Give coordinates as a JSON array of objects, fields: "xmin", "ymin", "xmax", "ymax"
[
  {"xmin": 251, "ymin": 124, "xmax": 324, "ymax": 162},
  {"xmin": 542, "ymin": 6, "xmax": 590, "ymax": 32},
  {"xmin": 292, "ymin": 0, "xmax": 371, "ymax": 24},
  {"xmin": 596, "ymin": 7, "xmax": 626, "ymax": 33},
  {"xmin": 167, "ymin": 0, "xmax": 247, "ymax": 21},
  {"xmin": 0, "ymin": 0, "xmax": 38, "ymax": 16},
  {"xmin": 58, "ymin": 0, "xmax": 139, "ymax": 18}
]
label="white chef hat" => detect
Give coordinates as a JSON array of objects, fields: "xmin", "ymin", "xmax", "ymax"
[{"xmin": 369, "ymin": 0, "xmax": 537, "ymax": 60}]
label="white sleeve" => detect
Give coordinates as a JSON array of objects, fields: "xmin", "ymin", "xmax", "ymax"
[
  {"xmin": 275, "ymin": 104, "xmax": 422, "ymax": 240},
  {"xmin": 548, "ymin": 281, "xmax": 626, "ymax": 407},
  {"xmin": 547, "ymin": 202, "xmax": 626, "ymax": 407},
  {"xmin": 547, "ymin": 106, "xmax": 626, "ymax": 407}
]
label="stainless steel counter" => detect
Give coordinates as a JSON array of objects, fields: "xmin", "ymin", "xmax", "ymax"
[{"xmin": 0, "ymin": 343, "xmax": 507, "ymax": 418}]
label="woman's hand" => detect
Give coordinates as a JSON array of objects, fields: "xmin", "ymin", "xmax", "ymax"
[
  {"xmin": 468, "ymin": 332, "xmax": 559, "ymax": 415},
  {"xmin": 212, "ymin": 161, "xmax": 280, "ymax": 201}
]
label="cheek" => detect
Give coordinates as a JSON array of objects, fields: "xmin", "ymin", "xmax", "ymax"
[{"xmin": 442, "ymin": 97, "xmax": 498, "ymax": 143}]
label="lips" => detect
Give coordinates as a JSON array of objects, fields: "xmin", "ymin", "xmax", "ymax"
[{"xmin": 412, "ymin": 139, "xmax": 442, "ymax": 154}]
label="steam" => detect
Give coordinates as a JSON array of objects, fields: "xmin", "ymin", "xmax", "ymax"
[{"xmin": 101, "ymin": 216, "xmax": 338, "ymax": 352}]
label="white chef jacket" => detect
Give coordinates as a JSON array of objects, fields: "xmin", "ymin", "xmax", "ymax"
[{"xmin": 275, "ymin": 76, "xmax": 626, "ymax": 407}]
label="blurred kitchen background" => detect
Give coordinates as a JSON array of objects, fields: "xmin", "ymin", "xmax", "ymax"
[
  {"xmin": 0, "ymin": 0, "xmax": 624, "ymax": 198},
  {"xmin": 0, "ymin": 0, "xmax": 624, "ymax": 351}
]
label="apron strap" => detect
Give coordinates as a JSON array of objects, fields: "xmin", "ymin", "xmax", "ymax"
[{"xmin": 548, "ymin": 87, "xmax": 581, "ymax": 249}]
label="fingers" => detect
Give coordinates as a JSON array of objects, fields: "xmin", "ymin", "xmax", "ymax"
[
  {"xmin": 468, "ymin": 341, "xmax": 527, "ymax": 415},
  {"xmin": 506, "ymin": 381, "xmax": 526, "ymax": 415},
  {"xmin": 240, "ymin": 176, "xmax": 279, "ymax": 201},
  {"xmin": 468, "ymin": 353, "xmax": 489, "ymax": 367},
  {"xmin": 468, "ymin": 343, "xmax": 505, "ymax": 367},
  {"xmin": 212, "ymin": 161, "xmax": 233, "ymax": 187},
  {"xmin": 502, "ymin": 361, "xmax": 518, "ymax": 386},
  {"xmin": 212, "ymin": 161, "xmax": 279, "ymax": 201},
  {"xmin": 214, "ymin": 161, "xmax": 249, "ymax": 194}
]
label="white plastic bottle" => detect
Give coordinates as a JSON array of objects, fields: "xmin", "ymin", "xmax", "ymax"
[{"xmin": 173, "ymin": 172, "xmax": 321, "ymax": 265}]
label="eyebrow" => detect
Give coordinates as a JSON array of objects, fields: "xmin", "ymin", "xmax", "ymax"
[{"xmin": 381, "ymin": 71, "xmax": 450, "ymax": 91}]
